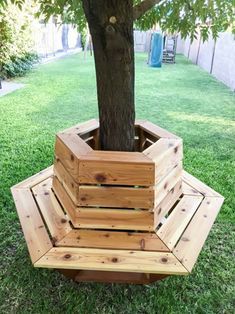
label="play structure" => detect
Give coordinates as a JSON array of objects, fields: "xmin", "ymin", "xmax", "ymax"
[
  {"xmin": 11, "ymin": 119, "xmax": 224, "ymax": 284},
  {"xmin": 148, "ymin": 33, "xmax": 177, "ymax": 66},
  {"xmin": 163, "ymin": 35, "xmax": 177, "ymax": 64}
]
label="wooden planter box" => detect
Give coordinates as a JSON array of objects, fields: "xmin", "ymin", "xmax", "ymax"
[
  {"xmin": 11, "ymin": 119, "xmax": 224, "ymax": 284},
  {"xmin": 53, "ymin": 119, "xmax": 183, "ymax": 230}
]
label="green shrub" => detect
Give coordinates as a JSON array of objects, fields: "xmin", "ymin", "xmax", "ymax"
[{"xmin": 0, "ymin": 1, "xmax": 38, "ymax": 79}]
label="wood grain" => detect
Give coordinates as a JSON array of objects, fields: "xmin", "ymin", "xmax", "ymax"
[
  {"xmin": 11, "ymin": 188, "xmax": 52, "ymax": 263},
  {"xmin": 79, "ymin": 185, "xmax": 154, "ymax": 209},
  {"xmin": 74, "ymin": 208, "xmax": 154, "ymax": 230},
  {"xmin": 157, "ymin": 195, "xmax": 203, "ymax": 249},
  {"xmin": 35, "ymin": 247, "xmax": 188, "ymax": 275},
  {"xmin": 57, "ymin": 229, "xmax": 170, "ymax": 251},
  {"xmin": 32, "ymin": 178, "xmax": 71, "ymax": 243},
  {"xmin": 173, "ymin": 196, "xmax": 224, "ymax": 272}
]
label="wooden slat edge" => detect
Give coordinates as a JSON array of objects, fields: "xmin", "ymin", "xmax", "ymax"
[
  {"xmin": 35, "ymin": 248, "xmax": 188, "ymax": 275},
  {"xmin": 11, "ymin": 187, "xmax": 53, "ymax": 263},
  {"xmin": 59, "ymin": 119, "xmax": 99, "ymax": 135},
  {"xmin": 183, "ymin": 171, "xmax": 223, "ymax": 198},
  {"xmin": 173, "ymin": 196, "xmax": 224, "ymax": 272},
  {"xmin": 56, "ymin": 229, "xmax": 170, "ymax": 252}
]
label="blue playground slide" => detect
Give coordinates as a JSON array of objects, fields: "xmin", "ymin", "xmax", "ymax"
[{"xmin": 149, "ymin": 33, "xmax": 163, "ymax": 68}]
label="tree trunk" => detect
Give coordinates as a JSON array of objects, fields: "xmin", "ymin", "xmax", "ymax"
[{"xmin": 82, "ymin": 0, "xmax": 135, "ymax": 151}]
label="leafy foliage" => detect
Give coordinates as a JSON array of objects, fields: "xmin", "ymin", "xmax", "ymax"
[
  {"xmin": 1, "ymin": 0, "xmax": 234, "ymax": 41},
  {"xmin": 0, "ymin": 0, "xmax": 38, "ymax": 79},
  {"xmin": 135, "ymin": 0, "xmax": 235, "ymax": 41}
]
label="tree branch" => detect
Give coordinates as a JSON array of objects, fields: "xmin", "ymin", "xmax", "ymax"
[{"xmin": 133, "ymin": 0, "xmax": 163, "ymax": 20}]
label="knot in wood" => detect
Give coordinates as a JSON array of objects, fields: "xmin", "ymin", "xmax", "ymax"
[
  {"xmin": 161, "ymin": 257, "xmax": 168, "ymax": 263},
  {"xmin": 109, "ymin": 16, "xmax": 117, "ymax": 24},
  {"xmin": 64, "ymin": 254, "xmax": 71, "ymax": 259},
  {"xmin": 106, "ymin": 25, "xmax": 115, "ymax": 33},
  {"xmin": 95, "ymin": 173, "xmax": 106, "ymax": 183}
]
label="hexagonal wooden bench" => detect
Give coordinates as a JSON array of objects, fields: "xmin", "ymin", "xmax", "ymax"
[{"xmin": 11, "ymin": 119, "xmax": 224, "ymax": 284}]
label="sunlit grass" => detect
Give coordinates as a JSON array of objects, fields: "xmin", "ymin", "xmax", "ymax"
[{"xmin": 0, "ymin": 53, "xmax": 234, "ymax": 313}]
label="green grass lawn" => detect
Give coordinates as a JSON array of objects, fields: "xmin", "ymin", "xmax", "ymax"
[{"xmin": 0, "ymin": 53, "xmax": 234, "ymax": 313}]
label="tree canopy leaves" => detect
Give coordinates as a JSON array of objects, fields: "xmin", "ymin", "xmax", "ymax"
[{"xmin": 0, "ymin": 0, "xmax": 234, "ymax": 40}]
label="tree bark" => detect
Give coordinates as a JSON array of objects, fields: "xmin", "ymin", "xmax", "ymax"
[{"xmin": 82, "ymin": 0, "xmax": 135, "ymax": 151}]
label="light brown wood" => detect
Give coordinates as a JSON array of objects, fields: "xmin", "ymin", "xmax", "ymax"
[
  {"xmin": 55, "ymin": 133, "xmax": 92, "ymax": 179},
  {"xmin": 157, "ymin": 195, "xmax": 203, "ymax": 250},
  {"xmin": 78, "ymin": 185, "xmax": 154, "ymax": 209},
  {"xmin": 57, "ymin": 229, "xmax": 170, "ymax": 251},
  {"xmin": 143, "ymin": 138, "xmax": 183, "ymax": 184},
  {"xmin": 182, "ymin": 181, "xmax": 203, "ymax": 196},
  {"xmin": 154, "ymin": 163, "xmax": 182, "ymax": 207},
  {"xmin": 60, "ymin": 119, "xmax": 99, "ymax": 135},
  {"xmin": 35, "ymin": 247, "xmax": 188, "ymax": 275},
  {"xmin": 54, "ymin": 159, "xmax": 79, "ymax": 203},
  {"xmin": 154, "ymin": 180, "xmax": 182, "ymax": 228},
  {"xmin": 183, "ymin": 171, "xmax": 222, "ymax": 197},
  {"xmin": 79, "ymin": 150, "xmax": 154, "ymax": 163},
  {"xmin": 74, "ymin": 208, "xmax": 154, "ymax": 231},
  {"xmin": 32, "ymin": 179, "xmax": 71, "ymax": 244},
  {"xmin": 11, "ymin": 188, "xmax": 52, "ymax": 263},
  {"xmin": 11, "ymin": 166, "xmax": 53, "ymax": 189},
  {"xmin": 173, "ymin": 196, "xmax": 224, "ymax": 272},
  {"xmin": 52, "ymin": 176, "xmax": 76, "ymax": 221},
  {"xmin": 78, "ymin": 155, "xmax": 155, "ymax": 186},
  {"xmin": 136, "ymin": 120, "xmax": 180, "ymax": 139}
]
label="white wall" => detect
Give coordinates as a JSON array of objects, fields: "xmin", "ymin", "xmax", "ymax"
[
  {"xmin": 177, "ymin": 31, "xmax": 235, "ymax": 91},
  {"xmin": 34, "ymin": 22, "xmax": 80, "ymax": 57}
]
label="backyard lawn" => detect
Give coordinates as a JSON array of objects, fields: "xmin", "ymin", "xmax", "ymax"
[{"xmin": 0, "ymin": 53, "xmax": 234, "ymax": 313}]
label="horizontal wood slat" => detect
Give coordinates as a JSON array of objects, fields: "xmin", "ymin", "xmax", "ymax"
[
  {"xmin": 74, "ymin": 208, "xmax": 154, "ymax": 231},
  {"xmin": 57, "ymin": 229, "xmax": 169, "ymax": 251},
  {"xmin": 32, "ymin": 179, "xmax": 71, "ymax": 243},
  {"xmin": 55, "ymin": 133, "xmax": 92, "ymax": 179},
  {"xmin": 143, "ymin": 138, "xmax": 183, "ymax": 184},
  {"xmin": 173, "ymin": 196, "xmax": 224, "ymax": 272},
  {"xmin": 78, "ymin": 156, "xmax": 155, "ymax": 186},
  {"xmin": 52, "ymin": 176, "xmax": 76, "ymax": 221},
  {"xmin": 11, "ymin": 188, "xmax": 52, "ymax": 263},
  {"xmin": 78, "ymin": 185, "xmax": 154, "ymax": 209},
  {"xmin": 154, "ymin": 163, "xmax": 182, "ymax": 207},
  {"xmin": 35, "ymin": 247, "xmax": 188, "ymax": 275},
  {"xmin": 54, "ymin": 159, "xmax": 79, "ymax": 204},
  {"xmin": 154, "ymin": 180, "xmax": 182, "ymax": 228},
  {"xmin": 157, "ymin": 195, "xmax": 203, "ymax": 250}
]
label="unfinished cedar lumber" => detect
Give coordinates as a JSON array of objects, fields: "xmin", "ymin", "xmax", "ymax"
[
  {"xmin": 78, "ymin": 154, "xmax": 155, "ymax": 186},
  {"xmin": 154, "ymin": 180, "xmax": 182, "ymax": 228},
  {"xmin": 55, "ymin": 133, "xmax": 92, "ymax": 179},
  {"xmin": 35, "ymin": 247, "xmax": 188, "ymax": 275},
  {"xmin": 157, "ymin": 195, "xmax": 203, "ymax": 250},
  {"xmin": 54, "ymin": 159, "xmax": 79, "ymax": 203},
  {"xmin": 52, "ymin": 176, "xmax": 76, "ymax": 222},
  {"xmin": 182, "ymin": 181, "xmax": 204, "ymax": 196},
  {"xmin": 78, "ymin": 185, "xmax": 154, "ymax": 209},
  {"xmin": 173, "ymin": 196, "xmax": 224, "ymax": 272},
  {"xmin": 32, "ymin": 179, "xmax": 71, "ymax": 243},
  {"xmin": 74, "ymin": 208, "xmax": 154, "ymax": 231},
  {"xmin": 57, "ymin": 229, "xmax": 170, "ymax": 252},
  {"xmin": 154, "ymin": 163, "xmax": 182, "ymax": 207},
  {"xmin": 143, "ymin": 138, "xmax": 183, "ymax": 184},
  {"xmin": 11, "ymin": 188, "xmax": 52, "ymax": 263}
]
